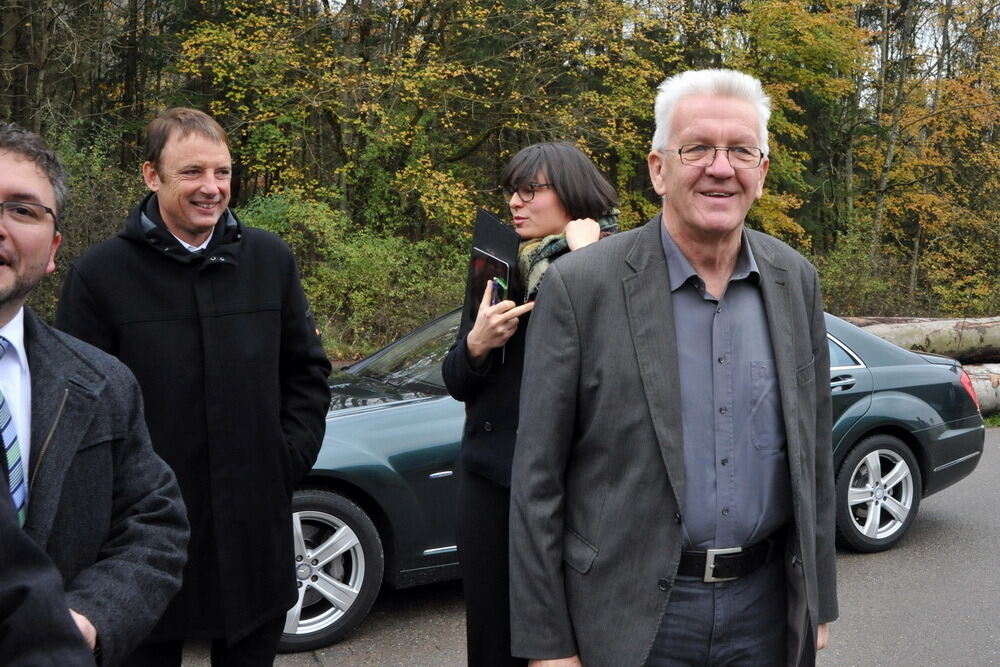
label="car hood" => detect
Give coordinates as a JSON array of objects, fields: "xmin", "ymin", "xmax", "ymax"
[{"xmin": 327, "ymin": 369, "xmax": 443, "ymax": 415}]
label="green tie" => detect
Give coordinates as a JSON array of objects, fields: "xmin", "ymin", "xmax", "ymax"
[{"xmin": 0, "ymin": 338, "xmax": 25, "ymax": 526}]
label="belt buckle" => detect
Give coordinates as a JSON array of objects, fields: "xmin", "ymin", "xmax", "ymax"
[{"xmin": 704, "ymin": 546, "xmax": 742, "ymax": 583}]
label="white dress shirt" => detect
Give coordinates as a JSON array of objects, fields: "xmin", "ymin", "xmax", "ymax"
[
  {"xmin": 0, "ymin": 307, "xmax": 32, "ymax": 495},
  {"xmin": 171, "ymin": 232, "xmax": 212, "ymax": 253}
]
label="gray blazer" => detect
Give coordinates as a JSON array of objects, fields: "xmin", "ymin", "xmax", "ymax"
[
  {"xmin": 509, "ymin": 217, "xmax": 837, "ymax": 666},
  {"xmin": 22, "ymin": 309, "xmax": 189, "ymax": 666}
]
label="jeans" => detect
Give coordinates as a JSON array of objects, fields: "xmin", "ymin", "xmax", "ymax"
[{"xmin": 646, "ymin": 555, "xmax": 786, "ymax": 666}]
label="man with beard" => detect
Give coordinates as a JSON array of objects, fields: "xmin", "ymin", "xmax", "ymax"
[
  {"xmin": 57, "ymin": 108, "xmax": 332, "ymax": 666},
  {"xmin": 0, "ymin": 123, "xmax": 188, "ymax": 665}
]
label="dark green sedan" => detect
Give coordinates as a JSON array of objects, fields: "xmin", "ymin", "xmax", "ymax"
[{"xmin": 278, "ymin": 310, "xmax": 985, "ymax": 652}]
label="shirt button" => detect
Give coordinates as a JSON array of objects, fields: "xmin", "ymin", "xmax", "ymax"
[
  {"xmin": 722, "ymin": 508, "xmax": 730, "ymax": 516},
  {"xmin": 717, "ymin": 356, "xmax": 726, "ymax": 364},
  {"xmin": 657, "ymin": 578, "xmax": 670, "ymax": 591},
  {"xmin": 673, "ymin": 512, "xmax": 682, "ymax": 524},
  {"xmin": 719, "ymin": 406, "xmax": 727, "ymax": 415},
  {"xmin": 483, "ymin": 422, "xmax": 493, "ymax": 432},
  {"xmin": 721, "ymin": 458, "xmax": 729, "ymax": 465},
  {"xmin": 717, "ymin": 306, "xmax": 723, "ymax": 314}
]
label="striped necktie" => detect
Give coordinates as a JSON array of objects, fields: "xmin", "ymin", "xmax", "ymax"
[{"xmin": 0, "ymin": 337, "xmax": 25, "ymax": 526}]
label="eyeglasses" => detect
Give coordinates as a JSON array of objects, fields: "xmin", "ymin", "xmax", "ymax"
[
  {"xmin": 0, "ymin": 200, "xmax": 57, "ymax": 225},
  {"xmin": 671, "ymin": 144, "xmax": 765, "ymax": 169},
  {"xmin": 501, "ymin": 182, "xmax": 554, "ymax": 203}
]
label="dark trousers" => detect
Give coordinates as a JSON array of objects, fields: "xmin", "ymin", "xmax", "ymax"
[
  {"xmin": 122, "ymin": 614, "xmax": 285, "ymax": 667},
  {"xmin": 456, "ymin": 467, "xmax": 527, "ymax": 667},
  {"xmin": 646, "ymin": 556, "xmax": 787, "ymax": 666}
]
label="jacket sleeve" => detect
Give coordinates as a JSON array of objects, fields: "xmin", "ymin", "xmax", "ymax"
[
  {"xmin": 279, "ymin": 257, "xmax": 332, "ymax": 483},
  {"xmin": 63, "ymin": 368, "xmax": 189, "ymax": 667},
  {"xmin": 0, "ymin": 493, "xmax": 95, "ymax": 667},
  {"xmin": 54, "ymin": 266, "xmax": 116, "ymax": 355},
  {"xmin": 809, "ymin": 266, "xmax": 839, "ymax": 624},
  {"xmin": 441, "ymin": 332, "xmax": 493, "ymax": 403},
  {"xmin": 509, "ymin": 264, "xmax": 581, "ymax": 660}
]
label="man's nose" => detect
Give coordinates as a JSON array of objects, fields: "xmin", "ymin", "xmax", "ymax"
[
  {"xmin": 199, "ymin": 174, "xmax": 221, "ymax": 193},
  {"xmin": 706, "ymin": 148, "xmax": 735, "ymax": 175}
]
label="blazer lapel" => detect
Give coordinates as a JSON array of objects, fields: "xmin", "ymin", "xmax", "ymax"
[
  {"xmin": 23, "ymin": 310, "xmax": 101, "ymax": 547},
  {"xmin": 750, "ymin": 234, "xmax": 803, "ymax": 480},
  {"xmin": 623, "ymin": 216, "xmax": 685, "ymax": 509}
]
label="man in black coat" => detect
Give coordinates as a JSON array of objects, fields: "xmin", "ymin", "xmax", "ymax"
[{"xmin": 56, "ymin": 108, "xmax": 332, "ymax": 665}]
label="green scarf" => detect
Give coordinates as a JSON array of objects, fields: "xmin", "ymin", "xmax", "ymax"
[{"xmin": 517, "ymin": 208, "xmax": 620, "ymax": 300}]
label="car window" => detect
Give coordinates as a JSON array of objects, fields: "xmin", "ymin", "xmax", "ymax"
[
  {"xmin": 354, "ymin": 311, "xmax": 461, "ymax": 392},
  {"xmin": 828, "ymin": 335, "xmax": 862, "ymax": 369}
]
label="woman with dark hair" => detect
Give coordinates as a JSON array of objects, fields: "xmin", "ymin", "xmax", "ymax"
[{"xmin": 443, "ymin": 141, "xmax": 618, "ymax": 665}]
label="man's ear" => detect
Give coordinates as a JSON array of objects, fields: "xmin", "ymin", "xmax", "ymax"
[
  {"xmin": 44, "ymin": 231, "xmax": 62, "ymax": 275},
  {"xmin": 755, "ymin": 156, "xmax": 769, "ymax": 199},
  {"xmin": 647, "ymin": 151, "xmax": 668, "ymax": 196},
  {"xmin": 141, "ymin": 161, "xmax": 161, "ymax": 191}
]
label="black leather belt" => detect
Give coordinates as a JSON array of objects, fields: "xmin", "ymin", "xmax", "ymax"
[{"xmin": 677, "ymin": 537, "xmax": 777, "ymax": 583}]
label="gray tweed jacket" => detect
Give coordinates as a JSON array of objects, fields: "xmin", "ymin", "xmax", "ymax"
[{"xmin": 22, "ymin": 308, "xmax": 189, "ymax": 666}]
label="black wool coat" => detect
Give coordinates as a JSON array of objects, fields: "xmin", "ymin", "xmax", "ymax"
[
  {"xmin": 1, "ymin": 448, "xmax": 95, "ymax": 667},
  {"xmin": 55, "ymin": 193, "xmax": 332, "ymax": 641},
  {"xmin": 442, "ymin": 312, "xmax": 530, "ymax": 487}
]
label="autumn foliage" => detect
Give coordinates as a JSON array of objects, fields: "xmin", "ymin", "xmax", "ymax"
[{"xmin": 3, "ymin": 0, "xmax": 998, "ymax": 355}]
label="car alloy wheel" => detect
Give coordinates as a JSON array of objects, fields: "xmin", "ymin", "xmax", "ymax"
[
  {"xmin": 835, "ymin": 434, "xmax": 922, "ymax": 553},
  {"xmin": 278, "ymin": 489, "xmax": 384, "ymax": 652}
]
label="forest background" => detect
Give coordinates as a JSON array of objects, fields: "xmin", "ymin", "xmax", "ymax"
[{"xmin": 3, "ymin": 0, "xmax": 998, "ymax": 358}]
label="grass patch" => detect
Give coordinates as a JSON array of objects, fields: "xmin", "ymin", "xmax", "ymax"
[{"xmin": 984, "ymin": 413, "xmax": 1000, "ymax": 428}]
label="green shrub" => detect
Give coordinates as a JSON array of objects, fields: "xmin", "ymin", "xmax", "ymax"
[
  {"xmin": 31, "ymin": 129, "xmax": 146, "ymax": 321},
  {"xmin": 240, "ymin": 192, "xmax": 465, "ymax": 359}
]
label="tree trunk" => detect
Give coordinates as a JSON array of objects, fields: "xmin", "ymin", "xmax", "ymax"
[
  {"xmin": 846, "ymin": 317, "xmax": 1000, "ymax": 364},
  {"xmin": 965, "ymin": 364, "xmax": 1000, "ymax": 416}
]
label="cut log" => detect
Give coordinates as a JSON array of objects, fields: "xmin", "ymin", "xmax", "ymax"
[
  {"xmin": 847, "ymin": 317, "xmax": 1000, "ymax": 364},
  {"xmin": 841, "ymin": 316, "xmax": 937, "ymax": 328},
  {"xmin": 966, "ymin": 364, "xmax": 1000, "ymax": 416}
]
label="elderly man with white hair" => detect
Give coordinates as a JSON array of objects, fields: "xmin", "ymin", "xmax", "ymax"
[{"xmin": 509, "ymin": 68, "xmax": 838, "ymax": 666}]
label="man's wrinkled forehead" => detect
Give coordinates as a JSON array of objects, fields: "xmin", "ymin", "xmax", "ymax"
[{"xmin": 670, "ymin": 94, "xmax": 763, "ymax": 142}]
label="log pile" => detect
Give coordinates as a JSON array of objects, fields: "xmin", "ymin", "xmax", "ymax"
[
  {"xmin": 841, "ymin": 317, "xmax": 1000, "ymax": 416},
  {"xmin": 965, "ymin": 365, "xmax": 1000, "ymax": 417}
]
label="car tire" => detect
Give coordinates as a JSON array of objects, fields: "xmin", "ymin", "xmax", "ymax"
[
  {"xmin": 278, "ymin": 489, "xmax": 384, "ymax": 652},
  {"xmin": 835, "ymin": 434, "xmax": 922, "ymax": 553}
]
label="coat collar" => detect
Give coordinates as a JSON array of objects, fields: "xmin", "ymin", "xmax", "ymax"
[
  {"xmin": 747, "ymin": 230, "xmax": 803, "ymax": 475},
  {"xmin": 121, "ymin": 192, "xmax": 244, "ymax": 266},
  {"xmin": 23, "ymin": 309, "xmax": 105, "ymax": 546},
  {"xmin": 623, "ymin": 215, "xmax": 686, "ymax": 511}
]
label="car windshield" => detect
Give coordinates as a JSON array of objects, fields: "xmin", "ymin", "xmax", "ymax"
[{"xmin": 351, "ymin": 310, "xmax": 461, "ymax": 393}]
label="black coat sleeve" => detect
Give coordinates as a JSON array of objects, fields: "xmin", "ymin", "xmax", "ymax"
[
  {"xmin": 442, "ymin": 333, "xmax": 494, "ymax": 403},
  {"xmin": 0, "ymin": 492, "xmax": 95, "ymax": 666},
  {"xmin": 278, "ymin": 257, "xmax": 332, "ymax": 482}
]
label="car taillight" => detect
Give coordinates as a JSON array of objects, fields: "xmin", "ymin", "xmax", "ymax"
[{"xmin": 959, "ymin": 368, "xmax": 980, "ymax": 412}]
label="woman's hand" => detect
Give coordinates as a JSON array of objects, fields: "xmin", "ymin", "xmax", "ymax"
[
  {"xmin": 466, "ymin": 280, "xmax": 535, "ymax": 366},
  {"xmin": 565, "ymin": 218, "xmax": 600, "ymax": 251}
]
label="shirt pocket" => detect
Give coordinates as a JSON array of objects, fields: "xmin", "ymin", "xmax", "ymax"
[{"xmin": 750, "ymin": 360, "xmax": 786, "ymax": 451}]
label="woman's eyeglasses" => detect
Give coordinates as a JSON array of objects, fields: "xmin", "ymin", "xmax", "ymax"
[{"xmin": 501, "ymin": 183, "xmax": 554, "ymax": 202}]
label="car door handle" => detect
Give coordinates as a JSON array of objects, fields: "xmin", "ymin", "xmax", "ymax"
[{"xmin": 830, "ymin": 375, "xmax": 856, "ymax": 391}]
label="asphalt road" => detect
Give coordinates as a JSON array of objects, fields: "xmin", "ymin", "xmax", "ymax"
[{"xmin": 188, "ymin": 428, "xmax": 998, "ymax": 666}]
